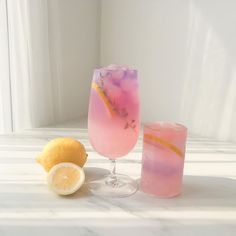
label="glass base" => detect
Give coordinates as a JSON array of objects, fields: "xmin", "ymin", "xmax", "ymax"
[{"xmin": 89, "ymin": 173, "xmax": 138, "ymax": 198}]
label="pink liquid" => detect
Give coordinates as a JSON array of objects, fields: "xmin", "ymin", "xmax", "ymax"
[
  {"xmin": 88, "ymin": 66, "xmax": 140, "ymax": 159},
  {"xmin": 140, "ymin": 122, "xmax": 187, "ymax": 197}
]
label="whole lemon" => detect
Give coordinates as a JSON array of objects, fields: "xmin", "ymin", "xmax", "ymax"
[{"xmin": 37, "ymin": 138, "xmax": 87, "ymax": 172}]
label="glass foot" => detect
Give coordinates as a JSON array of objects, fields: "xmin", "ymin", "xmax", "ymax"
[{"xmin": 89, "ymin": 174, "xmax": 138, "ymax": 198}]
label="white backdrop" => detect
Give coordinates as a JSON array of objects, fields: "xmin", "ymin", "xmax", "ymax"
[
  {"xmin": 101, "ymin": 0, "xmax": 236, "ymax": 142},
  {"xmin": 1, "ymin": 0, "xmax": 236, "ymax": 142},
  {"xmin": 48, "ymin": 0, "xmax": 100, "ymax": 123},
  {"xmin": 1, "ymin": 0, "xmax": 99, "ymax": 132},
  {"xmin": 0, "ymin": 0, "xmax": 12, "ymax": 133}
]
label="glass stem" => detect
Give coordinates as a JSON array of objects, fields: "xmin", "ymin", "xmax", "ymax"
[
  {"xmin": 109, "ymin": 159, "xmax": 117, "ymax": 181},
  {"xmin": 105, "ymin": 159, "xmax": 119, "ymax": 187}
]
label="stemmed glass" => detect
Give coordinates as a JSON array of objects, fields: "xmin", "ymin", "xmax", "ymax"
[{"xmin": 88, "ymin": 65, "xmax": 140, "ymax": 197}]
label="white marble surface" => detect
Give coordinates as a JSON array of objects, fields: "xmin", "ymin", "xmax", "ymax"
[{"xmin": 0, "ymin": 127, "xmax": 236, "ymax": 236}]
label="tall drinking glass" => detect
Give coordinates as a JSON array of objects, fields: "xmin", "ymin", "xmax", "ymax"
[
  {"xmin": 88, "ymin": 65, "xmax": 140, "ymax": 197},
  {"xmin": 140, "ymin": 122, "xmax": 187, "ymax": 197}
]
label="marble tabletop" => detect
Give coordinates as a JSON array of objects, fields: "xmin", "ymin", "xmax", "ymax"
[{"xmin": 0, "ymin": 127, "xmax": 236, "ymax": 236}]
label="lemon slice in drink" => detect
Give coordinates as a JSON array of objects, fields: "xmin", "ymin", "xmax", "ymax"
[
  {"xmin": 92, "ymin": 82, "xmax": 115, "ymax": 117},
  {"xmin": 47, "ymin": 162, "xmax": 85, "ymax": 195},
  {"xmin": 144, "ymin": 133, "xmax": 183, "ymax": 158}
]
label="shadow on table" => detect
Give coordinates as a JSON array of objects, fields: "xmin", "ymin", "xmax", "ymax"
[
  {"xmin": 1, "ymin": 173, "xmax": 236, "ymax": 236},
  {"xmin": 125, "ymin": 175, "xmax": 236, "ymax": 209},
  {"xmin": 1, "ymin": 168, "xmax": 236, "ymax": 210},
  {"xmin": 39, "ymin": 169, "xmax": 236, "ymax": 206},
  {"xmin": 72, "ymin": 172, "xmax": 236, "ymax": 208},
  {"xmin": 84, "ymin": 167, "xmax": 109, "ymax": 183},
  {"xmin": 65, "ymin": 167, "xmax": 109, "ymax": 199}
]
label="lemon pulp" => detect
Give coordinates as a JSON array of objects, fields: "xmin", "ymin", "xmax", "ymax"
[{"xmin": 47, "ymin": 162, "xmax": 85, "ymax": 195}]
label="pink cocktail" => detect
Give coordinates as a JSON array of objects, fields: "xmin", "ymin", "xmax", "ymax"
[
  {"xmin": 140, "ymin": 122, "xmax": 187, "ymax": 197},
  {"xmin": 88, "ymin": 65, "xmax": 140, "ymax": 197}
]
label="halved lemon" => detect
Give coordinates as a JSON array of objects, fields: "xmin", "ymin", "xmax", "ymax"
[
  {"xmin": 92, "ymin": 82, "xmax": 115, "ymax": 116},
  {"xmin": 47, "ymin": 162, "xmax": 85, "ymax": 195}
]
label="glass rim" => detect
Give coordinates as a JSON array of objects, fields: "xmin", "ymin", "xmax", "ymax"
[
  {"xmin": 144, "ymin": 122, "xmax": 187, "ymax": 133},
  {"xmin": 94, "ymin": 67, "xmax": 137, "ymax": 73}
]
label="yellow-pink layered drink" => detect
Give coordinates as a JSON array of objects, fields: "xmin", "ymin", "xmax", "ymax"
[
  {"xmin": 88, "ymin": 65, "xmax": 140, "ymax": 159},
  {"xmin": 141, "ymin": 122, "xmax": 187, "ymax": 197}
]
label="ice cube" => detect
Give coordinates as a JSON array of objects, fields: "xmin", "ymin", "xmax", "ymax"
[
  {"xmin": 120, "ymin": 77, "xmax": 138, "ymax": 92},
  {"xmin": 104, "ymin": 78, "xmax": 122, "ymax": 99},
  {"xmin": 107, "ymin": 64, "xmax": 129, "ymax": 70}
]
